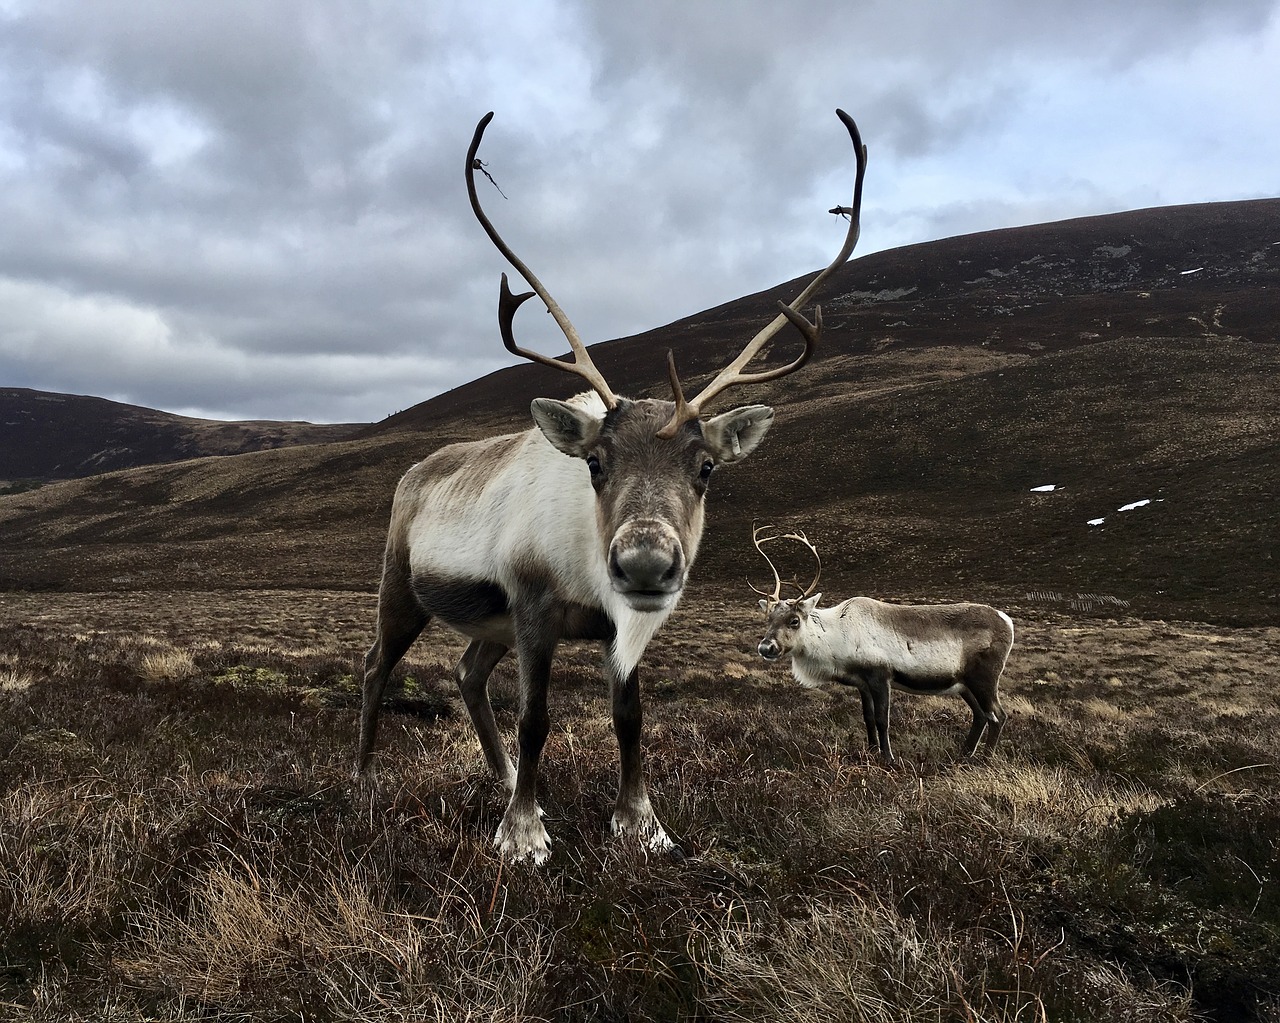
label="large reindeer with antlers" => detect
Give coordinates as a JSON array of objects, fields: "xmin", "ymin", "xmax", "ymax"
[
  {"xmin": 753, "ymin": 528, "xmax": 1014, "ymax": 764},
  {"xmin": 357, "ymin": 111, "xmax": 867, "ymax": 863}
]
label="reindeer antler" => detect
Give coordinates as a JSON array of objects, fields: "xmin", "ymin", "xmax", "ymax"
[
  {"xmin": 749, "ymin": 524, "xmax": 786, "ymax": 603},
  {"xmin": 467, "ymin": 112, "xmax": 619, "ymax": 408},
  {"xmin": 750, "ymin": 526, "xmax": 822, "ymax": 604},
  {"xmin": 657, "ymin": 109, "xmax": 868, "ymax": 438},
  {"xmin": 777, "ymin": 529, "xmax": 822, "ymax": 598}
]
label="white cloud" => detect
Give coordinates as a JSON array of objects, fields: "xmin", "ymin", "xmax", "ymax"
[{"xmin": 0, "ymin": 276, "xmax": 503, "ymax": 421}]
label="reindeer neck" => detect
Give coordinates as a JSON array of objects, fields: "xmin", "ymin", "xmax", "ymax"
[{"xmin": 795, "ymin": 607, "xmax": 839, "ymax": 665}]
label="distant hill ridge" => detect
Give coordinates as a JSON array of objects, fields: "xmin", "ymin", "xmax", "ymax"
[
  {"xmin": 0, "ymin": 388, "xmax": 363, "ymax": 484},
  {"xmin": 364, "ymin": 197, "xmax": 1280, "ymax": 438}
]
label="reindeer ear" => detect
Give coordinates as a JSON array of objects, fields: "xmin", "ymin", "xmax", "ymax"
[
  {"xmin": 702, "ymin": 405, "xmax": 774, "ymax": 464},
  {"xmin": 758, "ymin": 598, "xmax": 769, "ymax": 613},
  {"xmin": 531, "ymin": 398, "xmax": 604, "ymax": 458},
  {"xmin": 800, "ymin": 594, "xmax": 822, "ymax": 613}
]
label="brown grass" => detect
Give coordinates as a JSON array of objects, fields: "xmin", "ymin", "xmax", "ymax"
[{"xmin": 2, "ymin": 589, "xmax": 1279, "ymax": 1021}]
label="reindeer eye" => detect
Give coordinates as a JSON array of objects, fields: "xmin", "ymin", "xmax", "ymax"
[
  {"xmin": 698, "ymin": 459, "xmax": 715, "ymax": 481},
  {"xmin": 586, "ymin": 454, "xmax": 602, "ymax": 478},
  {"xmin": 790, "ymin": 617, "xmax": 801, "ymax": 628}
]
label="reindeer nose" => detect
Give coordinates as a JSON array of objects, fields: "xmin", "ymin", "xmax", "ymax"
[
  {"xmin": 758, "ymin": 639, "xmax": 780, "ymax": 660},
  {"xmin": 609, "ymin": 542, "xmax": 684, "ymax": 592}
]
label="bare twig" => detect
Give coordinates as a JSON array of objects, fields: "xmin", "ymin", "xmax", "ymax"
[{"xmin": 471, "ymin": 158, "xmax": 509, "ymax": 199}]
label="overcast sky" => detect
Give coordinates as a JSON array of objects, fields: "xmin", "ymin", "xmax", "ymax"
[{"xmin": 1, "ymin": 1, "xmax": 1277, "ymax": 423}]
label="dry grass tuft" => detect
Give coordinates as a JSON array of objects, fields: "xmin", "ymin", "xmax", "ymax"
[
  {"xmin": 0, "ymin": 668, "xmax": 33, "ymax": 692},
  {"xmin": 117, "ymin": 863, "xmax": 554, "ymax": 1020},
  {"xmin": 139, "ymin": 648, "xmax": 197, "ymax": 683}
]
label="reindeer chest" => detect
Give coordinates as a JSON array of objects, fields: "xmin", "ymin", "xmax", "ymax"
[{"xmin": 789, "ymin": 654, "xmax": 832, "ymax": 690}]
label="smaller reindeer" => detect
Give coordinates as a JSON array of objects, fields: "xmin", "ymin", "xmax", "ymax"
[{"xmin": 752, "ymin": 528, "xmax": 1014, "ymax": 764}]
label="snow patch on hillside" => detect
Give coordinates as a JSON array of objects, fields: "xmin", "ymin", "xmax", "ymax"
[{"xmin": 1087, "ymin": 497, "xmax": 1163, "ymax": 527}]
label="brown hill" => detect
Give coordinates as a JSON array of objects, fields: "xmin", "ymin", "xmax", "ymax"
[
  {"xmin": 1, "ymin": 199, "xmax": 1276, "ymax": 625},
  {"xmin": 0, "ymin": 388, "xmax": 363, "ymax": 485}
]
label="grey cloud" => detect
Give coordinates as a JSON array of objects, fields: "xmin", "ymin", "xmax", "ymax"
[{"xmin": 0, "ymin": 0, "xmax": 1276, "ymax": 422}]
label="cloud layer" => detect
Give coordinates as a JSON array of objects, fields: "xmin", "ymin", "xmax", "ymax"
[{"xmin": 1, "ymin": 0, "xmax": 1277, "ymax": 421}]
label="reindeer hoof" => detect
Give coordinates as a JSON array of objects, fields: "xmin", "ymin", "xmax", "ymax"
[
  {"xmin": 610, "ymin": 811, "xmax": 680, "ymax": 860},
  {"xmin": 494, "ymin": 806, "xmax": 552, "ymax": 865}
]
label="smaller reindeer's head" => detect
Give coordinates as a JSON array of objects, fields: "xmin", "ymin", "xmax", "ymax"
[
  {"xmin": 758, "ymin": 593, "xmax": 822, "ymax": 660},
  {"xmin": 750, "ymin": 526, "xmax": 822, "ymax": 660}
]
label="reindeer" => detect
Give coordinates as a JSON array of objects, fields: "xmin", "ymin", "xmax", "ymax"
[
  {"xmin": 357, "ymin": 111, "xmax": 868, "ymax": 863},
  {"xmin": 752, "ymin": 528, "xmax": 1013, "ymax": 764}
]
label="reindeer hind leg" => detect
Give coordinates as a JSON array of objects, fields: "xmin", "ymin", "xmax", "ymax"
[
  {"xmin": 965, "ymin": 636, "xmax": 1012, "ymax": 756},
  {"xmin": 958, "ymin": 682, "xmax": 1005, "ymax": 758},
  {"xmin": 454, "ymin": 640, "xmax": 515, "ymax": 793},
  {"xmin": 982, "ymin": 691, "xmax": 1007, "ymax": 752},
  {"xmin": 357, "ymin": 565, "xmax": 428, "ymax": 776}
]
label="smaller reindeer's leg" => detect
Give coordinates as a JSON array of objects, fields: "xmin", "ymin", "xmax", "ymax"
[
  {"xmin": 840, "ymin": 677, "xmax": 878, "ymax": 753},
  {"xmin": 959, "ymin": 676, "xmax": 1007, "ymax": 757},
  {"xmin": 356, "ymin": 571, "xmax": 428, "ymax": 776},
  {"xmin": 493, "ymin": 599, "xmax": 558, "ymax": 864},
  {"xmin": 983, "ymin": 699, "xmax": 1008, "ymax": 752},
  {"xmin": 453, "ymin": 640, "xmax": 515, "ymax": 792},
  {"xmin": 866, "ymin": 669, "xmax": 896, "ymax": 765},
  {"xmin": 958, "ymin": 688, "xmax": 989, "ymax": 758},
  {"xmin": 608, "ymin": 658, "xmax": 678, "ymax": 858},
  {"xmin": 963, "ymin": 636, "xmax": 1012, "ymax": 756}
]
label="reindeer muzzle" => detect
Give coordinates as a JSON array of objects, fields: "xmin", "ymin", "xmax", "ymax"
[{"xmin": 608, "ymin": 519, "xmax": 686, "ymax": 612}]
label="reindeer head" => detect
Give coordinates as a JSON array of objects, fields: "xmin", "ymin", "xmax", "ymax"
[
  {"xmin": 531, "ymin": 393, "xmax": 772, "ymax": 612},
  {"xmin": 467, "ymin": 112, "xmax": 866, "ymax": 614},
  {"xmin": 752, "ymin": 527, "xmax": 823, "ymax": 660}
]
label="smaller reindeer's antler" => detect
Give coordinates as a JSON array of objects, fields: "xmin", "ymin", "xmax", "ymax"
[
  {"xmin": 749, "ymin": 524, "xmax": 785, "ymax": 604},
  {"xmin": 776, "ymin": 529, "xmax": 821, "ymax": 598},
  {"xmin": 750, "ymin": 526, "xmax": 823, "ymax": 604}
]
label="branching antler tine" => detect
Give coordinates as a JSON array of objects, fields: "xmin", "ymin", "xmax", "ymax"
[
  {"xmin": 805, "ymin": 558, "xmax": 821, "ymax": 598},
  {"xmin": 498, "ymin": 273, "xmax": 537, "ymax": 358},
  {"xmin": 664, "ymin": 350, "xmax": 695, "ymax": 430},
  {"xmin": 657, "ymin": 305, "xmax": 822, "ymax": 439},
  {"xmin": 657, "ymin": 109, "xmax": 866, "ymax": 438},
  {"xmin": 691, "ymin": 111, "xmax": 863, "ymax": 404},
  {"xmin": 467, "ymin": 113, "xmax": 618, "ymax": 406},
  {"xmin": 713, "ymin": 303, "xmax": 823, "ymax": 388}
]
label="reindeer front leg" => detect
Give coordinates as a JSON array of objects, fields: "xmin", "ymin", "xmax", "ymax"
[
  {"xmin": 608, "ymin": 658, "xmax": 679, "ymax": 858},
  {"xmin": 840, "ymin": 671, "xmax": 892, "ymax": 764},
  {"xmin": 855, "ymin": 686, "xmax": 878, "ymax": 753},
  {"xmin": 864, "ymin": 668, "xmax": 896, "ymax": 766},
  {"xmin": 494, "ymin": 602, "xmax": 557, "ymax": 864}
]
